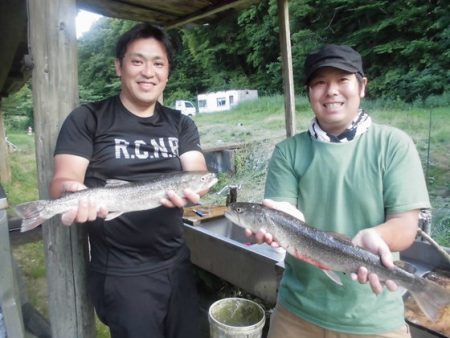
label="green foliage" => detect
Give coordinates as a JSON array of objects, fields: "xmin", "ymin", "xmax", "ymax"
[
  {"xmin": 2, "ymin": 84, "xmax": 34, "ymax": 131},
  {"xmin": 164, "ymin": 33, "xmax": 206, "ymax": 104},
  {"xmin": 78, "ymin": 18, "xmax": 137, "ymax": 102},
  {"xmin": 434, "ymin": 217, "xmax": 450, "ymax": 247},
  {"xmin": 164, "ymin": 88, "xmax": 194, "ymax": 108},
  {"xmin": 171, "ymin": 0, "xmax": 449, "ymax": 101},
  {"xmin": 423, "ymin": 92, "xmax": 450, "ymax": 108},
  {"xmin": 3, "ymin": 133, "xmax": 38, "ymax": 210}
]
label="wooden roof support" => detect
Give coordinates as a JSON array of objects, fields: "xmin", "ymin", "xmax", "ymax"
[
  {"xmin": 27, "ymin": 0, "xmax": 95, "ymax": 336},
  {"xmin": 166, "ymin": 0, "xmax": 256, "ymax": 29},
  {"xmin": 277, "ymin": 0, "xmax": 296, "ymax": 137},
  {"xmin": 0, "ymin": 187, "xmax": 26, "ymax": 338}
]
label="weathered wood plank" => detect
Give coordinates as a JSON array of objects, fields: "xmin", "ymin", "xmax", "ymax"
[
  {"xmin": 78, "ymin": 0, "xmax": 179, "ymax": 24},
  {"xmin": 277, "ymin": 0, "xmax": 296, "ymax": 137},
  {"xmin": 77, "ymin": 0, "xmax": 258, "ymax": 28},
  {"xmin": 0, "ymin": 188, "xmax": 26, "ymax": 338},
  {"xmin": 166, "ymin": 0, "xmax": 259, "ymax": 29},
  {"xmin": 27, "ymin": 0, "xmax": 95, "ymax": 337}
]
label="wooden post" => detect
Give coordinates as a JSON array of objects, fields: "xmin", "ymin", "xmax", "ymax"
[
  {"xmin": 0, "ymin": 186, "xmax": 26, "ymax": 338},
  {"xmin": 27, "ymin": 1, "xmax": 95, "ymax": 337},
  {"xmin": 0, "ymin": 105, "xmax": 11, "ymax": 184},
  {"xmin": 277, "ymin": 0, "xmax": 296, "ymax": 137}
]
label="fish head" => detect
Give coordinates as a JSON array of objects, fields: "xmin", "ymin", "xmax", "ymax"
[
  {"xmin": 225, "ymin": 202, "xmax": 264, "ymax": 233},
  {"xmin": 183, "ymin": 171, "xmax": 218, "ymax": 191}
]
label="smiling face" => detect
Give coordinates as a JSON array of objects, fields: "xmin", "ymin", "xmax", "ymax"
[
  {"xmin": 115, "ymin": 37, "xmax": 169, "ymax": 117},
  {"xmin": 308, "ymin": 67, "xmax": 367, "ymax": 136}
]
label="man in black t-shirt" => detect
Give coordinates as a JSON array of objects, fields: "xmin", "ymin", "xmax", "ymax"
[{"xmin": 50, "ymin": 23, "xmax": 208, "ymax": 338}]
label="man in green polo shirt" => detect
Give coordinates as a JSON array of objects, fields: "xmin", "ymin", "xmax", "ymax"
[{"xmin": 256, "ymin": 45, "xmax": 430, "ymax": 337}]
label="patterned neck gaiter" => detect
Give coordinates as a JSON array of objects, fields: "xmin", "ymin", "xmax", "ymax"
[{"xmin": 308, "ymin": 109, "xmax": 372, "ymax": 143}]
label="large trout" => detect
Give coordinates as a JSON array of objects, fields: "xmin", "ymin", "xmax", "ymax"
[
  {"xmin": 16, "ymin": 171, "xmax": 217, "ymax": 232},
  {"xmin": 225, "ymin": 202, "xmax": 450, "ymax": 322}
]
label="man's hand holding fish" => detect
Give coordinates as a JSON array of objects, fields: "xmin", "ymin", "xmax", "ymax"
[
  {"xmin": 351, "ymin": 227, "xmax": 398, "ymax": 294},
  {"xmin": 245, "ymin": 199, "xmax": 305, "ymax": 247},
  {"xmin": 160, "ymin": 188, "xmax": 203, "ymax": 208},
  {"xmin": 245, "ymin": 199, "xmax": 406, "ymax": 295},
  {"xmin": 59, "ymin": 180, "xmax": 109, "ymax": 226}
]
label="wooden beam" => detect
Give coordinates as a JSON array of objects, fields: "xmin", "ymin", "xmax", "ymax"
[
  {"xmin": 78, "ymin": 0, "xmax": 177, "ymax": 24},
  {"xmin": 27, "ymin": 0, "xmax": 95, "ymax": 337},
  {"xmin": 166, "ymin": 0, "xmax": 257, "ymax": 29},
  {"xmin": 78, "ymin": 0, "xmax": 258, "ymax": 29},
  {"xmin": 0, "ymin": 192, "xmax": 26, "ymax": 338},
  {"xmin": 277, "ymin": 0, "xmax": 296, "ymax": 137}
]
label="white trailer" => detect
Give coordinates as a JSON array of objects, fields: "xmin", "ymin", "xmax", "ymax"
[{"xmin": 197, "ymin": 89, "xmax": 258, "ymax": 113}]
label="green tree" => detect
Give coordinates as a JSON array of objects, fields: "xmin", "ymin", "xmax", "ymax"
[
  {"xmin": 78, "ymin": 18, "xmax": 137, "ymax": 102},
  {"xmin": 2, "ymin": 83, "xmax": 33, "ymax": 131}
]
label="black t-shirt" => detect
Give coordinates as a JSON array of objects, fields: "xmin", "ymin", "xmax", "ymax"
[{"xmin": 54, "ymin": 96, "xmax": 202, "ymax": 275}]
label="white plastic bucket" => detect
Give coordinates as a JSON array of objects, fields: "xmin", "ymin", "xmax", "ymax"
[{"xmin": 208, "ymin": 297, "xmax": 266, "ymax": 338}]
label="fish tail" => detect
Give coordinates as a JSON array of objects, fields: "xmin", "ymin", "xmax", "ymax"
[
  {"xmin": 15, "ymin": 200, "xmax": 49, "ymax": 232},
  {"xmin": 409, "ymin": 279, "xmax": 450, "ymax": 322}
]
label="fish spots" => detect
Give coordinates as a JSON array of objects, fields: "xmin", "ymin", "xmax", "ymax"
[{"xmin": 115, "ymin": 137, "xmax": 179, "ymax": 160}]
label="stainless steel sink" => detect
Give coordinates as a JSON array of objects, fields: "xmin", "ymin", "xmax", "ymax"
[
  {"xmin": 193, "ymin": 217, "xmax": 256, "ymax": 245},
  {"xmin": 183, "ymin": 216, "xmax": 285, "ymax": 305}
]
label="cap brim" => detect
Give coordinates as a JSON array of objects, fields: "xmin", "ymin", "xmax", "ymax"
[{"xmin": 305, "ymin": 61, "xmax": 362, "ymax": 84}]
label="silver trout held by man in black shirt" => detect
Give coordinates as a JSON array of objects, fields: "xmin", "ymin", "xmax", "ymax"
[
  {"xmin": 16, "ymin": 171, "xmax": 217, "ymax": 232},
  {"xmin": 225, "ymin": 202, "xmax": 450, "ymax": 322}
]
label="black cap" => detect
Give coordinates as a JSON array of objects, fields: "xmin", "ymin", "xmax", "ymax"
[{"xmin": 304, "ymin": 44, "xmax": 364, "ymax": 85}]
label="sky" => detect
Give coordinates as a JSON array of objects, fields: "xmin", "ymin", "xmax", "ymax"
[{"xmin": 76, "ymin": 10, "xmax": 102, "ymax": 38}]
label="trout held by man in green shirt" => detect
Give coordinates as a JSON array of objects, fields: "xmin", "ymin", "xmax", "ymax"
[{"xmin": 225, "ymin": 202, "xmax": 450, "ymax": 322}]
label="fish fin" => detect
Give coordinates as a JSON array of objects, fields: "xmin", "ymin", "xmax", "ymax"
[
  {"xmin": 105, "ymin": 211, "xmax": 124, "ymax": 221},
  {"xmin": 323, "ymin": 270, "xmax": 343, "ymax": 286},
  {"xmin": 20, "ymin": 218, "xmax": 46, "ymax": 232},
  {"xmin": 60, "ymin": 190, "xmax": 78, "ymax": 198},
  {"xmin": 410, "ymin": 279, "xmax": 450, "ymax": 321},
  {"xmin": 15, "ymin": 200, "xmax": 49, "ymax": 232},
  {"xmin": 328, "ymin": 232, "xmax": 354, "ymax": 245},
  {"xmin": 105, "ymin": 179, "xmax": 130, "ymax": 187},
  {"xmin": 393, "ymin": 260, "xmax": 417, "ymax": 274}
]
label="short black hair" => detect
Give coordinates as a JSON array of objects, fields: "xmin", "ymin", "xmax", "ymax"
[{"xmin": 115, "ymin": 23, "xmax": 173, "ymax": 66}]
